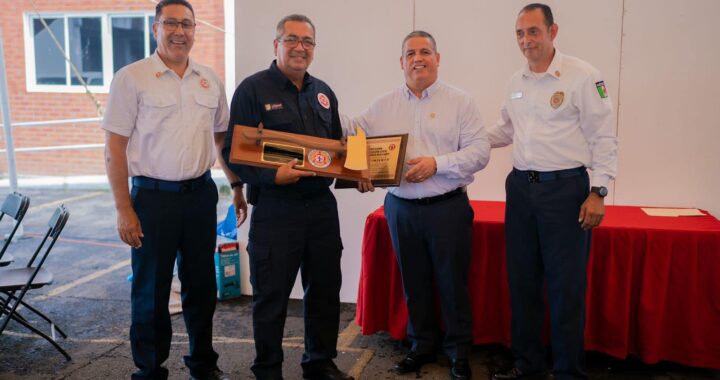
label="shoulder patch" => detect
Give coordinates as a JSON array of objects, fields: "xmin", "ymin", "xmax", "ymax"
[
  {"xmin": 595, "ymin": 81, "xmax": 608, "ymax": 99},
  {"xmin": 317, "ymin": 93, "xmax": 331, "ymax": 109}
]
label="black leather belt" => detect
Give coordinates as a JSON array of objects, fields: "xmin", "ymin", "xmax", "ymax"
[
  {"xmin": 397, "ymin": 187, "xmax": 466, "ymax": 206},
  {"xmin": 132, "ymin": 171, "xmax": 211, "ymax": 193},
  {"xmin": 512, "ymin": 166, "xmax": 586, "ymax": 183}
]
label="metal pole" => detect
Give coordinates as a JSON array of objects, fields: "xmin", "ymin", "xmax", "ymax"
[{"xmin": 0, "ymin": 26, "xmax": 18, "ymax": 192}]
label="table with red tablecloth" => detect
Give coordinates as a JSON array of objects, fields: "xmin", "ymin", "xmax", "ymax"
[{"xmin": 355, "ymin": 200, "xmax": 720, "ymax": 369}]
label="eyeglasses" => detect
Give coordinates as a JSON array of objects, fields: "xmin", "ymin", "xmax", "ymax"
[
  {"xmin": 277, "ymin": 35, "xmax": 316, "ymax": 49},
  {"xmin": 158, "ymin": 19, "xmax": 196, "ymax": 31}
]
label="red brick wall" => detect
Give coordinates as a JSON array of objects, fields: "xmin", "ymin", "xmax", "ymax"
[{"xmin": 0, "ymin": 0, "xmax": 225, "ymax": 176}]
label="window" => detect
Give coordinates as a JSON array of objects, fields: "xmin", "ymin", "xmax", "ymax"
[
  {"xmin": 25, "ymin": 12, "xmax": 156, "ymax": 93},
  {"xmin": 111, "ymin": 16, "xmax": 155, "ymax": 74},
  {"xmin": 32, "ymin": 18, "xmax": 66, "ymax": 85},
  {"xmin": 69, "ymin": 17, "xmax": 103, "ymax": 85}
]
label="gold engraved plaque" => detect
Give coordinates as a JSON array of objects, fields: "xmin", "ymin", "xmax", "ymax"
[{"xmin": 336, "ymin": 134, "xmax": 408, "ymax": 188}]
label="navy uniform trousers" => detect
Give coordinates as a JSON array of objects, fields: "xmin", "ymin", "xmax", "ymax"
[
  {"xmin": 384, "ymin": 191, "xmax": 474, "ymax": 360},
  {"xmin": 505, "ymin": 169, "xmax": 591, "ymax": 380},
  {"xmin": 130, "ymin": 175, "xmax": 219, "ymax": 379},
  {"xmin": 247, "ymin": 188, "xmax": 342, "ymax": 379}
]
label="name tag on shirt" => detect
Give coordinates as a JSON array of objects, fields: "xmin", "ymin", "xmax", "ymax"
[
  {"xmin": 511, "ymin": 91, "xmax": 523, "ymax": 100},
  {"xmin": 264, "ymin": 103, "xmax": 284, "ymax": 111}
]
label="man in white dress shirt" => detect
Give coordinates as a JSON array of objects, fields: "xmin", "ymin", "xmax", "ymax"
[
  {"xmin": 349, "ymin": 30, "xmax": 490, "ymax": 380},
  {"xmin": 103, "ymin": 1, "xmax": 242, "ymax": 379},
  {"xmin": 489, "ymin": 4, "xmax": 618, "ymax": 380}
]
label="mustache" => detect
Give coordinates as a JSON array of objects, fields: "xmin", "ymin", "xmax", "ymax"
[{"xmin": 289, "ymin": 52, "xmax": 307, "ymax": 58}]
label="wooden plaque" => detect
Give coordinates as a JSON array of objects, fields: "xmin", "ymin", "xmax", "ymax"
[{"xmin": 229, "ymin": 124, "xmax": 370, "ymax": 182}]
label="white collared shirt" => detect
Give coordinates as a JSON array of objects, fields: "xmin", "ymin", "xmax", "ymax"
[
  {"xmin": 347, "ymin": 80, "xmax": 490, "ymax": 199},
  {"xmin": 102, "ymin": 52, "xmax": 229, "ymax": 181},
  {"xmin": 487, "ymin": 51, "xmax": 618, "ymax": 187}
]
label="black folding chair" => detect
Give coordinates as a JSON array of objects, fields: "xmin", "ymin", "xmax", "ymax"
[
  {"xmin": 0, "ymin": 192, "xmax": 30, "ymax": 267},
  {"xmin": 0, "ymin": 205, "xmax": 71, "ymax": 361}
]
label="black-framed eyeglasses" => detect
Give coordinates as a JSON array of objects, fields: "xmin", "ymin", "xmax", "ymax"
[
  {"xmin": 158, "ymin": 19, "xmax": 196, "ymax": 31},
  {"xmin": 277, "ymin": 35, "xmax": 316, "ymax": 49}
]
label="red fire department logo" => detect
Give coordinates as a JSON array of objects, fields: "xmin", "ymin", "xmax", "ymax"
[
  {"xmin": 317, "ymin": 93, "xmax": 330, "ymax": 109},
  {"xmin": 200, "ymin": 78, "xmax": 209, "ymax": 89},
  {"xmin": 308, "ymin": 150, "xmax": 331, "ymax": 168}
]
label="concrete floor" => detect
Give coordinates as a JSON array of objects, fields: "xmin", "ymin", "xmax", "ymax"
[{"xmin": 0, "ymin": 188, "xmax": 718, "ymax": 379}]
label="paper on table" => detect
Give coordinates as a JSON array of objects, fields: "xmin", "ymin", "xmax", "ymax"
[{"xmin": 641, "ymin": 208, "xmax": 705, "ymax": 217}]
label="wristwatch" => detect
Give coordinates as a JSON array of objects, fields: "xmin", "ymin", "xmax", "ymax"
[
  {"xmin": 590, "ymin": 186, "xmax": 608, "ymax": 198},
  {"xmin": 230, "ymin": 181, "xmax": 244, "ymax": 190}
]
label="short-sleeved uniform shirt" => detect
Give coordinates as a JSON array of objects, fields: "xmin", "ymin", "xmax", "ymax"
[
  {"xmin": 102, "ymin": 52, "xmax": 229, "ymax": 181},
  {"xmin": 222, "ymin": 60, "xmax": 342, "ymax": 195},
  {"xmin": 487, "ymin": 51, "xmax": 617, "ymax": 187}
]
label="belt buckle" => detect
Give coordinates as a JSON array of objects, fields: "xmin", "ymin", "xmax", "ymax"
[{"xmin": 527, "ymin": 171, "xmax": 540, "ymax": 183}]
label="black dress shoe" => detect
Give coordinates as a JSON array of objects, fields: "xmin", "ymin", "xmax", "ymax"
[
  {"xmin": 302, "ymin": 361, "xmax": 354, "ymax": 380},
  {"xmin": 492, "ymin": 368, "xmax": 547, "ymax": 380},
  {"xmin": 450, "ymin": 359, "xmax": 471, "ymax": 379},
  {"xmin": 393, "ymin": 351, "xmax": 437, "ymax": 374},
  {"xmin": 189, "ymin": 368, "xmax": 229, "ymax": 380}
]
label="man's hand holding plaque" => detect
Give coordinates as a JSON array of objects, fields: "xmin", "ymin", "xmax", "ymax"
[
  {"xmin": 275, "ymin": 159, "xmax": 316, "ymax": 185},
  {"xmin": 404, "ymin": 157, "xmax": 437, "ymax": 183}
]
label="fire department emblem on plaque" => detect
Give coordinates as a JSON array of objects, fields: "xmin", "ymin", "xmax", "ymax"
[{"xmin": 308, "ymin": 149, "xmax": 331, "ymax": 168}]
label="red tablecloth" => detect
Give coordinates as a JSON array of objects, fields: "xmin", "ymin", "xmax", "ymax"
[{"xmin": 356, "ymin": 201, "xmax": 720, "ymax": 369}]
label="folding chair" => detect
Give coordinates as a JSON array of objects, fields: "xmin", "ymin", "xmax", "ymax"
[
  {"xmin": 0, "ymin": 205, "xmax": 71, "ymax": 361},
  {"xmin": 0, "ymin": 192, "xmax": 30, "ymax": 267}
]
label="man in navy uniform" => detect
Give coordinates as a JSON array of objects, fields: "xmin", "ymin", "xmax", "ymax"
[{"xmin": 222, "ymin": 14, "xmax": 353, "ymax": 380}]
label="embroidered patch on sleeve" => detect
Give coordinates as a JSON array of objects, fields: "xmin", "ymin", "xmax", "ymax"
[{"xmin": 595, "ymin": 81, "xmax": 608, "ymax": 99}]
